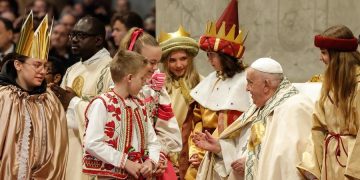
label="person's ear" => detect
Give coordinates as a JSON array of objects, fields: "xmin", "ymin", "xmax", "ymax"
[
  {"xmin": 14, "ymin": 60, "xmax": 22, "ymax": 71},
  {"xmin": 95, "ymin": 36, "xmax": 104, "ymax": 46},
  {"xmin": 53, "ymin": 73, "xmax": 62, "ymax": 84},
  {"xmin": 6, "ymin": 30, "xmax": 13, "ymax": 41},
  {"xmin": 263, "ymin": 79, "xmax": 271, "ymax": 93},
  {"xmin": 126, "ymin": 74, "xmax": 133, "ymax": 83}
]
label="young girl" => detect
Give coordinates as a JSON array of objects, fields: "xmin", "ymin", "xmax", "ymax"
[
  {"xmin": 159, "ymin": 25, "xmax": 202, "ymax": 179},
  {"xmin": 120, "ymin": 27, "xmax": 182, "ymax": 179},
  {"xmin": 0, "ymin": 13, "xmax": 68, "ymax": 179},
  {"xmin": 298, "ymin": 25, "xmax": 360, "ymax": 180},
  {"xmin": 186, "ymin": 0, "xmax": 250, "ymax": 178},
  {"xmin": 83, "ymin": 49, "xmax": 160, "ymax": 179}
]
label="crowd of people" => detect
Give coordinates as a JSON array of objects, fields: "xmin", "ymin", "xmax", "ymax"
[
  {"xmin": 0, "ymin": 0, "xmax": 156, "ymax": 70},
  {"xmin": 0, "ymin": 0, "xmax": 360, "ymax": 180}
]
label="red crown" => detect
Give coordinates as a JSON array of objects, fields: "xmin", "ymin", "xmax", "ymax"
[{"xmin": 199, "ymin": 0, "xmax": 247, "ymax": 59}]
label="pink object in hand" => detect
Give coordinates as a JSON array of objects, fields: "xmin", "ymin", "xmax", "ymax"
[{"xmin": 150, "ymin": 72, "xmax": 166, "ymax": 91}]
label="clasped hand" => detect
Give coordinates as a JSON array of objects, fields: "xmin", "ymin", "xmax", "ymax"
[{"xmin": 124, "ymin": 159, "xmax": 154, "ymax": 179}]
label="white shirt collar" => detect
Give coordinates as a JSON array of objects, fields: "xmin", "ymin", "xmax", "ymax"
[{"xmin": 81, "ymin": 48, "xmax": 110, "ymax": 65}]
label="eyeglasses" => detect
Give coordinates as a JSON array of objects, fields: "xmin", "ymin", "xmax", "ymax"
[
  {"xmin": 24, "ymin": 62, "xmax": 48, "ymax": 72},
  {"xmin": 69, "ymin": 31, "xmax": 98, "ymax": 40}
]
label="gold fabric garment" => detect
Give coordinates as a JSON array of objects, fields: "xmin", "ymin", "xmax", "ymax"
[
  {"xmin": 169, "ymin": 78, "xmax": 191, "ymax": 128},
  {"xmin": 298, "ymin": 68, "xmax": 360, "ymax": 180},
  {"xmin": 308, "ymin": 74, "xmax": 323, "ymax": 82},
  {"xmin": 0, "ymin": 85, "xmax": 68, "ymax": 179}
]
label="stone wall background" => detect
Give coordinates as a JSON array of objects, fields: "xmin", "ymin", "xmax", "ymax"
[{"xmin": 156, "ymin": 0, "xmax": 360, "ymax": 82}]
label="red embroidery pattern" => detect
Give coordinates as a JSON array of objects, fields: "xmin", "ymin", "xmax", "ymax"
[
  {"xmin": 125, "ymin": 107, "xmax": 133, "ymax": 152},
  {"xmin": 134, "ymin": 108, "xmax": 145, "ymax": 153},
  {"xmin": 105, "ymin": 137, "xmax": 118, "ymax": 148},
  {"xmin": 83, "ymin": 154, "xmax": 102, "ymax": 169},
  {"xmin": 83, "ymin": 91, "xmax": 149, "ymax": 180},
  {"xmin": 157, "ymin": 104, "xmax": 175, "ymax": 121},
  {"xmin": 104, "ymin": 121, "xmax": 115, "ymax": 138}
]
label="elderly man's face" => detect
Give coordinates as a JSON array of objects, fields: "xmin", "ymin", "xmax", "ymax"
[{"xmin": 246, "ymin": 68, "xmax": 268, "ymax": 107}]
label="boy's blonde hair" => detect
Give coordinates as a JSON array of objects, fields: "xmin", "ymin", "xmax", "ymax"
[{"xmin": 110, "ymin": 49, "xmax": 147, "ymax": 83}]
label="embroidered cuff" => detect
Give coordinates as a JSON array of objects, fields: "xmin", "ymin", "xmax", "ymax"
[{"xmin": 119, "ymin": 153, "xmax": 128, "ymax": 169}]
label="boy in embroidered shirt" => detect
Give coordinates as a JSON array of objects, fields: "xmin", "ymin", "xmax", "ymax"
[{"xmin": 83, "ymin": 49, "xmax": 161, "ymax": 179}]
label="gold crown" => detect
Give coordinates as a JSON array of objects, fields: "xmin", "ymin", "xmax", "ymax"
[
  {"xmin": 158, "ymin": 25, "xmax": 190, "ymax": 43},
  {"xmin": 16, "ymin": 11, "xmax": 52, "ymax": 62},
  {"xmin": 204, "ymin": 21, "xmax": 246, "ymax": 45}
]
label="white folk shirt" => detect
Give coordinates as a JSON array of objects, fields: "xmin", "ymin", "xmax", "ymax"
[{"xmin": 84, "ymin": 98, "xmax": 160, "ymax": 166}]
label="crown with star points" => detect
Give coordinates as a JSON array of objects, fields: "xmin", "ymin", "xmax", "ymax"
[
  {"xmin": 16, "ymin": 11, "xmax": 52, "ymax": 62},
  {"xmin": 158, "ymin": 25, "xmax": 199, "ymax": 62},
  {"xmin": 199, "ymin": 0, "xmax": 247, "ymax": 59}
]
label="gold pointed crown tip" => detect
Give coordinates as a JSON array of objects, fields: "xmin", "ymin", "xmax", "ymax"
[
  {"xmin": 16, "ymin": 12, "xmax": 52, "ymax": 61},
  {"xmin": 158, "ymin": 30, "xmax": 170, "ymax": 43},
  {"xmin": 205, "ymin": 21, "xmax": 217, "ymax": 36},
  {"xmin": 177, "ymin": 25, "xmax": 190, "ymax": 37},
  {"xmin": 204, "ymin": 21, "xmax": 245, "ymax": 44},
  {"xmin": 158, "ymin": 25, "xmax": 192, "ymax": 43}
]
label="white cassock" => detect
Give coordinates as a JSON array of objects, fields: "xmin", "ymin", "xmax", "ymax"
[{"xmin": 61, "ymin": 48, "xmax": 113, "ymax": 180}]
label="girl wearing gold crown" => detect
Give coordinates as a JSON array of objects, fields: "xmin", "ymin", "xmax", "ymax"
[
  {"xmin": 185, "ymin": 0, "xmax": 251, "ymax": 179},
  {"xmin": 0, "ymin": 12, "xmax": 68, "ymax": 179},
  {"xmin": 158, "ymin": 25, "xmax": 202, "ymax": 179},
  {"xmin": 298, "ymin": 25, "xmax": 360, "ymax": 180},
  {"xmin": 120, "ymin": 27, "xmax": 182, "ymax": 179}
]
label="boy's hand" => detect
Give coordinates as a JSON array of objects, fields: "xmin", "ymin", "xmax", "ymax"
[
  {"xmin": 124, "ymin": 160, "xmax": 142, "ymax": 179},
  {"xmin": 154, "ymin": 156, "xmax": 167, "ymax": 176},
  {"xmin": 140, "ymin": 159, "xmax": 154, "ymax": 178}
]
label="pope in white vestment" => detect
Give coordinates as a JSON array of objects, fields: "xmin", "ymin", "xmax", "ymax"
[{"xmin": 195, "ymin": 58, "xmax": 315, "ymax": 180}]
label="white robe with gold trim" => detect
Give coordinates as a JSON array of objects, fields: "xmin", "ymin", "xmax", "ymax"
[
  {"xmin": 197, "ymin": 93, "xmax": 314, "ymax": 180},
  {"xmin": 61, "ymin": 48, "xmax": 113, "ymax": 180}
]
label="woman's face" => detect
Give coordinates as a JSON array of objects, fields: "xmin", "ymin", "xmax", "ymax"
[
  {"xmin": 207, "ymin": 52, "xmax": 222, "ymax": 71},
  {"xmin": 140, "ymin": 44, "xmax": 162, "ymax": 79},
  {"xmin": 15, "ymin": 57, "xmax": 46, "ymax": 90},
  {"xmin": 167, "ymin": 50, "xmax": 190, "ymax": 78},
  {"xmin": 320, "ymin": 49, "xmax": 330, "ymax": 65}
]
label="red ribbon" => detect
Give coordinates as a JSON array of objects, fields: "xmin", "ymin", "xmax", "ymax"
[
  {"xmin": 128, "ymin": 28, "xmax": 144, "ymax": 51},
  {"xmin": 324, "ymin": 132, "xmax": 350, "ymax": 180}
]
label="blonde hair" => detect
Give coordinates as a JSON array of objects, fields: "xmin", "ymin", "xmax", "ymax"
[
  {"xmin": 162, "ymin": 50, "xmax": 200, "ymax": 92},
  {"xmin": 119, "ymin": 27, "xmax": 158, "ymax": 54},
  {"xmin": 319, "ymin": 25, "xmax": 360, "ymax": 119},
  {"xmin": 110, "ymin": 49, "xmax": 147, "ymax": 83}
]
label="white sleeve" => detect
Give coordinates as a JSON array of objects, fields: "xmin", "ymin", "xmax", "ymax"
[
  {"xmin": 154, "ymin": 87, "xmax": 182, "ymax": 154},
  {"xmin": 217, "ymin": 138, "xmax": 238, "ymax": 175},
  {"xmin": 147, "ymin": 119, "xmax": 161, "ymax": 164},
  {"xmin": 216, "ymin": 122, "xmax": 251, "ymax": 176},
  {"xmin": 66, "ymin": 96, "xmax": 81, "ymax": 129},
  {"xmin": 84, "ymin": 99, "xmax": 128, "ymax": 168}
]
